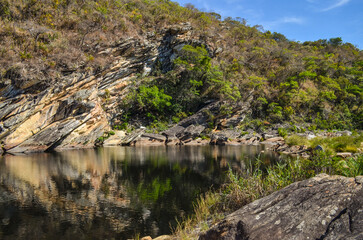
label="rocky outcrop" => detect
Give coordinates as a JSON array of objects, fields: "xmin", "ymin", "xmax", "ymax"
[
  {"xmin": 199, "ymin": 174, "xmax": 363, "ymax": 240},
  {"xmin": 1, "ymin": 75, "xmax": 110, "ymax": 153},
  {"xmin": 0, "ymin": 23, "xmax": 215, "ymax": 153},
  {"xmin": 160, "ymin": 101, "xmax": 250, "ymax": 146}
]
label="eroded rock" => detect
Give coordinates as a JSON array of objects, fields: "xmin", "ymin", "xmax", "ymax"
[{"xmin": 199, "ymin": 174, "xmax": 363, "ymax": 240}]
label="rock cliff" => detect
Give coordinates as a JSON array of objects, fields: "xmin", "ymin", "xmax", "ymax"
[{"xmin": 0, "ymin": 23, "xmax": 223, "ymax": 153}]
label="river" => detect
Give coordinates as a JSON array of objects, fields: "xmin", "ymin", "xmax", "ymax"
[{"xmin": 0, "ymin": 145, "xmax": 280, "ymax": 239}]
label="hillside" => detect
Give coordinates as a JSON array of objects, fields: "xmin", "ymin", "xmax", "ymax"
[{"xmin": 0, "ymin": 0, "xmax": 362, "ymax": 153}]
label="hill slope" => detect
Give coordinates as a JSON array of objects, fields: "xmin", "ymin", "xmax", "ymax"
[{"xmin": 0, "ymin": 0, "xmax": 362, "ymax": 152}]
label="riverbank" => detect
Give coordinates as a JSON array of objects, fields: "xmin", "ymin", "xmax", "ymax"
[
  {"xmin": 99, "ymin": 126, "xmax": 362, "ymax": 158},
  {"xmin": 170, "ymin": 149, "xmax": 363, "ymax": 239},
  {"xmin": 134, "ymin": 133, "xmax": 363, "ymax": 239}
]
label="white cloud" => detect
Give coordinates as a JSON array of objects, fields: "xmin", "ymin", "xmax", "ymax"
[
  {"xmin": 307, "ymin": 0, "xmax": 351, "ymax": 11},
  {"xmin": 322, "ymin": 0, "xmax": 350, "ymax": 11},
  {"xmin": 265, "ymin": 17, "xmax": 305, "ymax": 28},
  {"xmin": 280, "ymin": 17, "xmax": 305, "ymax": 24}
]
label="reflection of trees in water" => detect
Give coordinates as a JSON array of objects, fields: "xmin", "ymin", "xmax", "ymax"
[
  {"xmin": 0, "ymin": 150, "xmax": 132, "ymax": 239},
  {"xmin": 0, "ymin": 146, "xmax": 279, "ymax": 239}
]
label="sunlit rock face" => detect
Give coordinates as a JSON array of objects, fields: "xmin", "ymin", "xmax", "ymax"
[{"xmin": 0, "ymin": 23, "xmax": 206, "ymax": 153}]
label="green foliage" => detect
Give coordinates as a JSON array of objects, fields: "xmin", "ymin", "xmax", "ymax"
[
  {"xmin": 309, "ymin": 135, "xmax": 363, "ymax": 153},
  {"xmin": 329, "ymin": 37, "xmax": 343, "ymax": 46},
  {"xmin": 173, "ymin": 45, "xmax": 241, "ymax": 106},
  {"xmin": 147, "ymin": 120, "xmax": 169, "ymax": 133},
  {"xmin": 137, "ymin": 177, "xmax": 172, "ymax": 202},
  {"xmin": 285, "ymin": 134, "xmax": 363, "ymax": 154},
  {"xmin": 136, "ymin": 85, "xmax": 172, "ymax": 117},
  {"xmin": 278, "ymin": 128, "xmax": 288, "ymax": 137}
]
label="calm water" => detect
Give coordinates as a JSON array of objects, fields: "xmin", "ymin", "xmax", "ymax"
[{"xmin": 0, "ymin": 145, "xmax": 279, "ymax": 239}]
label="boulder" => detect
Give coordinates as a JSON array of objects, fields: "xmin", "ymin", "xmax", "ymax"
[
  {"xmin": 199, "ymin": 174, "xmax": 363, "ymax": 240},
  {"xmin": 210, "ymin": 134, "xmax": 228, "ymax": 145},
  {"xmin": 162, "ymin": 125, "xmax": 185, "ymax": 138},
  {"xmin": 209, "ymin": 129, "xmax": 242, "ymax": 145},
  {"xmin": 179, "ymin": 125, "xmax": 205, "ymax": 142}
]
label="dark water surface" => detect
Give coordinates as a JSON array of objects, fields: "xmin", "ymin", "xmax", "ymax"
[{"xmin": 0, "ymin": 145, "xmax": 279, "ymax": 239}]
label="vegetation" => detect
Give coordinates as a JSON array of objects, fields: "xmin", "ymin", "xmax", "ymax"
[
  {"xmin": 174, "ymin": 151, "xmax": 363, "ymax": 239},
  {"xmin": 0, "ymin": 0, "xmax": 361, "ymax": 131},
  {"xmin": 0, "ymin": 1, "xmax": 361, "ymax": 239},
  {"xmin": 285, "ymin": 134, "xmax": 363, "ymax": 153}
]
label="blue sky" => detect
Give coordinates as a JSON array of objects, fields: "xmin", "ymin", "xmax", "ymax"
[{"xmin": 173, "ymin": 0, "xmax": 362, "ymax": 49}]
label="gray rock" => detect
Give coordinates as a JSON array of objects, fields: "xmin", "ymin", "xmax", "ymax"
[
  {"xmin": 199, "ymin": 174, "xmax": 363, "ymax": 240},
  {"xmin": 210, "ymin": 134, "xmax": 228, "ymax": 145},
  {"xmin": 179, "ymin": 125, "xmax": 205, "ymax": 141},
  {"xmin": 162, "ymin": 125, "xmax": 185, "ymax": 138}
]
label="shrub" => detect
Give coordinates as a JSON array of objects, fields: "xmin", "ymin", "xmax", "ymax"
[
  {"xmin": 136, "ymin": 85, "xmax": 172, "ymax": 117},
  {"xmin": 278, "ymin": 128, "xmax": 287, "ymax": 137}
]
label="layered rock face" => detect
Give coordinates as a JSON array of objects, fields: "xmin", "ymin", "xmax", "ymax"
[
  {"xmin": 0, "ymin": 23, "xmax": 218, "ymax": 153},
  {"xmin": 199, "ymin": 174, "xmax": 363, "ymax": 240}
]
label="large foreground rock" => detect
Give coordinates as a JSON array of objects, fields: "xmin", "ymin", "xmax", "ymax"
[{"xmin": 199, "ymin": 174, "xmax": 363, "ymax": 240}]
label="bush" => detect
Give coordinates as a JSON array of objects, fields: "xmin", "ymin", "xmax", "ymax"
[{"xmin": 136, "ymin": 85, "xmax": 172, "ymax": 117}]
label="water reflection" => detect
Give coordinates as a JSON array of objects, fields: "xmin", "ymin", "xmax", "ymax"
[{"xmin": 0, "ymin": 145, "xmax": 278, "ymax": 239}]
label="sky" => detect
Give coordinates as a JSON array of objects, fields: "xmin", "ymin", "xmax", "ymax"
[{"xmin": 173, "ymin": 0, "xmax": 363, "ymax": 49}]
